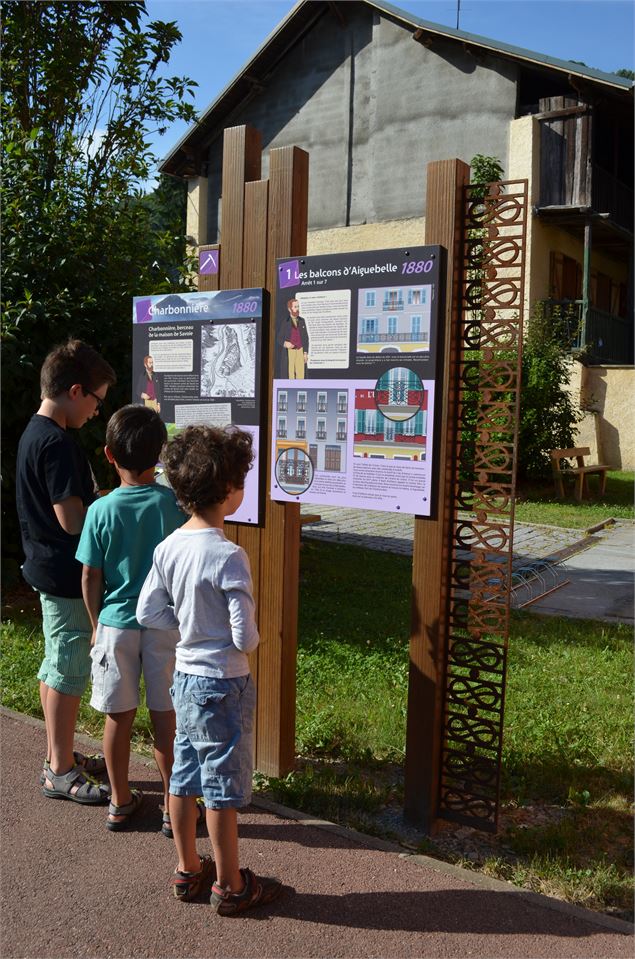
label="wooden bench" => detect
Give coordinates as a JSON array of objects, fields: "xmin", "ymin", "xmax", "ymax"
[
  {"xmin": 550, "ymin": 447, "xmax": 609, "ymax": 501},
  {"xmin": 300, "ymin": 513, "xmax": 321, "ymax": 527}
]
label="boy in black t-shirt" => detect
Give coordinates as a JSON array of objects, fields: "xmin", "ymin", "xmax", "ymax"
[{"xmin": 16, "ymin": 340, "xmax": 116, "ymax": 803}]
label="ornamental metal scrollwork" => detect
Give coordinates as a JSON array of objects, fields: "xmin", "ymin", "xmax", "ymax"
[{"xmin": 438, "ymin": 179, "xmax": 527, "ymax": 832}]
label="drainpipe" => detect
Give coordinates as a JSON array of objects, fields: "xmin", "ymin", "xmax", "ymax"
[{"xmin": 581, "ymin": 217, "xmax": 592, "ymax": 350}]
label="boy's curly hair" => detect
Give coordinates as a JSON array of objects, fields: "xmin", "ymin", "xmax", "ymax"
[{"xmin": 163, "ymin": 426, "xmax": 253, "ymax": 515}]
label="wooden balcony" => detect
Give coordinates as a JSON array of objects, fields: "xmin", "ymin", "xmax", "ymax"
[
  {"xmin": 537, "ymin": 102, "xmax": 633, "ymax": 235},
  {"xmin": 592, "ymin": 166, "xmax": 633, "ymax": 233}
]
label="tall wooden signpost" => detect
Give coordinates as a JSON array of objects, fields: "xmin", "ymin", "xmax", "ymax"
[
  {"xmin": 198, "ymin": 125, "xmax": 308, "ymax": 777},
  {"xmin": 196, "ymin": 124, "xmax": 527, "ymax": 832}
]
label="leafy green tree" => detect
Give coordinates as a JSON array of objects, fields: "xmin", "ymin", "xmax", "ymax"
[
  {"xmin": 518, "ymin": 303, "xmax": 583, "ymax": 480},
  {"xmin": 1, "ymin": 1, "xmax": 197, "ymax": 579},
  {"xmin": 614, "ymin": 68, "xmax": 634, "ymax": 80}
]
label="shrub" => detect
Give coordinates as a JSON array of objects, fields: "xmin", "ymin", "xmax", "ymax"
[{"xmin": 518, "ymin": 302, "xmax": 583, "ymax": 480}]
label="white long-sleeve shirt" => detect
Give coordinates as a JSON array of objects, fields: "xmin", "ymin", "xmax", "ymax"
[{"xmin": 136, "ymin": 527, "xmax": 259, "ymax": 678}]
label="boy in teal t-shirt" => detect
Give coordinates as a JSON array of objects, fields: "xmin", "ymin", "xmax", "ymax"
[{"xmin": 76, "ymin": 405, "xmax": 185, "ymax": 831}]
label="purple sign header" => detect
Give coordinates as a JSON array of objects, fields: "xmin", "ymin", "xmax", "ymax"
[{"xmin": 278, "ymin": 259, "xmax": 301, "ymax": 289}]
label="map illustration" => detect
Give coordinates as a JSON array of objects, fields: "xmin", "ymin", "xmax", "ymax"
[{"xmin": 200, "ymin": 323, "xmax": 257, "ymax": 398}]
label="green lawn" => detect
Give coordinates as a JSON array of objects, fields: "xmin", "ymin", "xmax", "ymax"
[
  {"xmin": 1, "ymin": 536, "xmax": 633, "ymax": 918},
  {"xmin": 514, "ymin": 470, "xmax": 634, "ymax": 529}
]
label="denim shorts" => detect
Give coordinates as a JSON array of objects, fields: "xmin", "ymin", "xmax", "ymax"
[
  {"xmin": 169, "ymin": 671, "xmax": 256, "ymax": 810},
  {"xmin": 37, "ymin": 593, "xmax": 92, "ymax": 697}
]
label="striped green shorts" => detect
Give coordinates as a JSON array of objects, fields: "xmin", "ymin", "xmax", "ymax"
[{"xmin": 37, "ymin": 593, "xmax": 92, "ymax": 697}]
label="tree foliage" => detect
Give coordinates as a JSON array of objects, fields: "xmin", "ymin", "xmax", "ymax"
[
  {"xmin": 470, "ymin": 153, "xmax": 504, "ymax": 190},
  {"xmin": 1, "ymin": 1, "xmax": 197, "ymax": 576},
  {"xmin": 518, "ymin": 303, "xmax": 583, "ymax": 480}
]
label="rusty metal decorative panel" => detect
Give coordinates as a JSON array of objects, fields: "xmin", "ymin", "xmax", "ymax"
[{"xmin": 437, "ymin": 180, "xmax": 528, "ymax": 831}]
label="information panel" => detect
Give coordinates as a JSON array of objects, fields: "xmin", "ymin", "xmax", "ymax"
[
  {"xmin": 132, "ymin": 289, "xmax": 266, "ymax": 525},
  {"xmin": 271, "ymin": 247, "xmax": 444, "ymax": 516}
]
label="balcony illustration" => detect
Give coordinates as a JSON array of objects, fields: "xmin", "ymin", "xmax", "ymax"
[
  {"xmin": 337, "ymin": 403, "xmax": 347, "ymax": 413},
  {"xmin": 278, "ymin": 401, "xmax": 288, "ymax": 412},
  {"xmin": 296, "ymin": 402, "xmax": 306, "ymax": 412},
  {"xmin": 358, "ymin": 332, "xmax": 428, "ymax": 343},
  {"xmin": 317, "ymin": 403, "xmax": 327, "ymax": 412},
  {"xmin": 277, "ymin": 428, "xmax": 287, "ymax": 438},
  {"xmin": 316, "ymin": 430, "xmax": 327, "ymax": 440},
  {"xmin": 279, "ymin": 463, "xmax": 310, "ymax": 482},
  {"xmin": 336, "ymin": 431, "xmax": 347, "ymax": 441},
  {"xmin": 296, "ymin": 429, "xmax": 307, "ymax": 439}
]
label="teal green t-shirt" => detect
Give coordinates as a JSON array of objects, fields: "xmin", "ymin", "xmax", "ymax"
[{"xmin": 76, "ymin": 484, "xmax": 186, "ymax": 629}]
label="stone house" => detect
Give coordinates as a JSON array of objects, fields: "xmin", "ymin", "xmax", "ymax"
[{"xmin": 160, "ymin": 0, "xmax": 634, "ymax": 467}]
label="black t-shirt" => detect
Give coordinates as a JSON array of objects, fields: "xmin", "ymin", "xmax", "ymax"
[{"xmin": 16, "ymin": 415, "xmax": 98, "ymax": 597}]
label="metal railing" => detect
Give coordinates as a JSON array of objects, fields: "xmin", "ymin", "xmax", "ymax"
[
  {"xmin": 542, "ymin": 299, "xmax": 632, "ymax": 362},
  {"xmin": 358, "ymin": 332, "xmax": 428, "ymax": 343}
]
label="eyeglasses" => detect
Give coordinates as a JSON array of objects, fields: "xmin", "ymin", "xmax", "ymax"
[{"xmin": 82, "ymin": 388, "xmax": 104, "ymax": 411}]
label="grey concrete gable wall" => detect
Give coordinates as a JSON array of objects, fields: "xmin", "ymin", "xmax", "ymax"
[{"xmin": 205, "ymin": 4, "xmax": 518, "ymax": 239}]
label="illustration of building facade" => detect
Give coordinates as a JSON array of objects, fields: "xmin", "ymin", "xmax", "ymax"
[
  {"xmin": 357, "ymin": 285, "xmax": 432, "ymax": 354},
  {"xmin": 276, "ymin": 387, "xmax": 348, "ymax": 472},
  {"xmin": 354, "ymin": 388, "xmax": 427, "ymax": 461}
]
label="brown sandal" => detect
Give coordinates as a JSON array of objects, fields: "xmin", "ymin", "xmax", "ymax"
[
  {"xmin": 171, "ymin": 855, "xmax": 216, "ymax": 902},
  {"xmin": 210, "ymin": 867, "xmax": 282, "ymax": 916}
]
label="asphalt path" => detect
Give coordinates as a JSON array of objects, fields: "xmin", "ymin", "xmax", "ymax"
[{"xmin": 1, "ymin": 710, "xmax": 632, "ymax": 959}]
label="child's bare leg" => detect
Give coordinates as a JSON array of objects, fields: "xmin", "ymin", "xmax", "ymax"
[
  {"xmin": 207, "ymin": 808, "xmax": 242, "ymax": 892},
  {"xmin": 46, "ymin": 688, "xmax": 81, "ymax": 775},
  {"xmin": 103, "ymin": 709, "xmax": 136, "ymax": 818},
  {"xmin": 149, "ymin": 708, "xmax": 175, "ymax": 814},
  {"xmin": 39, "ymin": 682, "xmax": 51, "ymax": 760},
  {"xmin": 170, "ymin": 795, "xmax": 200, "ymax": 873}
]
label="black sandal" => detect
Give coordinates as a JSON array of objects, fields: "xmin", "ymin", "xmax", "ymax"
[
  {"xmin": 162, "ymin": 798, "xmax": 206, "ymax": 838},
  {"xmin": 106, "ymin": 789, "xmax": 143, "ymax": 831}
]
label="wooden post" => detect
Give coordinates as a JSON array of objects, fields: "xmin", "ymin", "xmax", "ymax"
[
  {"xmin": 198, "ymin": 126, "xmax": 309, "ymax": 777},
  {"xmin": 257, "ymin": 145, "xmax": 308, "ymax": 775},
  {"xmin": 404, "ymin": 159, "xmax": 470, "ymax": 829}
]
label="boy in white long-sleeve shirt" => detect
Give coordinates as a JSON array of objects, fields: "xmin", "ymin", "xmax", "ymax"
[{"xmin": 136, "ymin": 425, "xmax": 282, "ymax": 916}]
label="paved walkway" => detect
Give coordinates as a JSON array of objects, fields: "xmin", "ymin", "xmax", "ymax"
[
  {"xmin": 302, "ymin": 508, "xmax": 635, "ymax": 625},
  {"xmin": 1, "ymin": 709, "xmax": 632, "ymax": 959}
]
